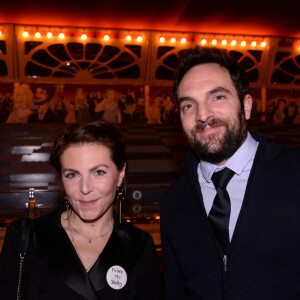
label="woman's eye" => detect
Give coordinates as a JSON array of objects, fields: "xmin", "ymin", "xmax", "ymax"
[
  {"xmin": 95, "ymin": 170, "xmax": 106, "ymax": 176},
  {"xmin": 65, "ymin": 172, "xmax": 76, "ymax": 179}
]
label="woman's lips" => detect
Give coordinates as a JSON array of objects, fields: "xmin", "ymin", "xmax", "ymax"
[{"xmin": 78, "ymin": 200, "xmax": 98, "ymax": 207}]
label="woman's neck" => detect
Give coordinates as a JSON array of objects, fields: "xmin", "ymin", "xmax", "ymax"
[{"xmin": 68, "ymin": 209, "xmax": 114, "ymax": 237}]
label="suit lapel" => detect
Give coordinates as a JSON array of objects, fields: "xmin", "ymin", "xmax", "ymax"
[
  {"xmin": 32, "ymin": 209, "xmax": 143, "ymax": 298},
  {"xmin": 88, "ymin": 221, "xmax": 133, "ymax": 293},
  {"xmin": 32, "ymin": 208, "xmax": 99, "ymax": 300}
]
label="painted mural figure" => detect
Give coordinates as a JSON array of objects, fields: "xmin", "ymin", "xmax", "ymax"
[
  {"xmin": 94, "ymin": 90, "xmax": 104, "ymax": 121},
  {"xmin": 146, "ymin": 95, "xmax": 162, "ymax": 124},
  {"xmin": 162, "ymin": 94, "xmax": 175, "ymax": 124},
  {"xmin": 273, "ymin": 98, "xmax": 287, "ymax": 124},
  {"xmin": 75, "ymin": 87, "xmax": 92, "ymax": 123},
  {"xmin": 6, "ymin": 84, "xmax": 33, "ymax": 123},
  {"xmin": 284, "ymin": 100, "xmax": 298, "ymax": 124},
  {"xmin": 0, "ymin": 92, "xmax": 13, "ymax": 123},
  {"xmin": 95, "ymin": 89, "xmax": 121, "ymax": 124},
  {"xmin": 54, "ymin": 95, "xmax": 67, "ymax": 123},
  {"xmin": 28, "ymin": 85, "xmax": 58, "ymax": 123},
  {"xmin": 64, "ymin": 100, "xmax": 77, "ymax": 124},
  {"xmin": 87, "ymin": 89, "xmax": 96, "ymax": 121}
]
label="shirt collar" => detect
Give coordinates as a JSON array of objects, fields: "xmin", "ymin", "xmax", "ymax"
[{"xmin": 200, "ymin": 132, "xmax": 259, "ymax": 182}]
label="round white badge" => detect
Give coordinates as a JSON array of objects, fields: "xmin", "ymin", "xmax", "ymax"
[{"xmin": 106, "ymin": 265, "xmax": 127, "ymax": 290}]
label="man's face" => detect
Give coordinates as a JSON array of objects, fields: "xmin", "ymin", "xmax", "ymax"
[
  {"xmin": 35, "ymin": 87, "xmax": 48, "ymax": 104},
  {"xmin": 177, "ymin": 63, "xmax": 252, "ymax": 165}
]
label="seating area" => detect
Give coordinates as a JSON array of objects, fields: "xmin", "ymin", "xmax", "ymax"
[{"xmin": 0, "ymin": 122, "xmax": 300, "ymax": 251}]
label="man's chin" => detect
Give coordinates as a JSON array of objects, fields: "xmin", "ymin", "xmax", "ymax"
[{"xmin": 193, "ymin": 148, "xmax": 228, "ymax": 164}]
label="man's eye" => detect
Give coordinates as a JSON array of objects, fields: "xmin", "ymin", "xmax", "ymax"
[
  {"xmin": 181, "ymin": 103, "xmax": 192, "ymax": 111},
  {"xmin": 215, "ymin": 95, "xmax": 225, "ymax": 100}
]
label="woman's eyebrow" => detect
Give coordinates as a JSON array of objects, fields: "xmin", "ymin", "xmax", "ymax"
[{"xmin": 90, "ymin": 164, "xmax": 109, "ymax": 172}]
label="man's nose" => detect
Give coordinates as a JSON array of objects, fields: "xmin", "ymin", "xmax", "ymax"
[{"xmin": 196, "ymin": 103, "xmax": 214, "ymax": 123}]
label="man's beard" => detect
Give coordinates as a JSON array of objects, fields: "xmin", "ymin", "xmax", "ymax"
[{"xmin": 185, "ymin": 109, "xmax": 248, "ymax": 164}]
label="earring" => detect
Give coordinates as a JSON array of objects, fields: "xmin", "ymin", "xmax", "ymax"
[{"xmin": 116, "ymin": 184, "xmax": 125, "ymax": 224}]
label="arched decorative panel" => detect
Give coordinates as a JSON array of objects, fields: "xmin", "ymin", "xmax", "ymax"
[
  {"xmin": 0, "ymin": 24, "xmax": 300, "ymax": 94},
  {"xmin": 0, "ymin": 25, "xmax": 15, "ymax": 82},
  {"xmin": 15, "ymin": 25, "xmax": 150, "ymax": 85},
  {"xmin": 148, "ymin": 31, "xmax": 271, "ymax": 88},
  {"xmin": 266, "ymin": 38, "xmax": 300, "ymax": 87}
]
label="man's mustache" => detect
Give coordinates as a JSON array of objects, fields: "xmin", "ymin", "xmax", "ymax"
[{"xmin": 194, "ymin": 118, "xmax": 227, "ymax": 132}]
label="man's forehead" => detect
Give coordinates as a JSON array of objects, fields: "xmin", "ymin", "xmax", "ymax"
[
  {"xmin": 183, "ymin": 63, "xmax": 229, "ymax": 80},
  {"xmin": 178, "ymin": 63, "xmax": 233, "ymax": 91}
]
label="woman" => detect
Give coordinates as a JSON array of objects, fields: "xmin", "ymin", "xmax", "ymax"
[{"xmin": 0, "ymin": 121, "xmax": 163, "ymax": 300}]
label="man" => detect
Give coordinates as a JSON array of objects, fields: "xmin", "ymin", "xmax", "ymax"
[
  {"xmin": 28, "ymin": 85, "xmax": 58, "ymax": 123},
  {"xmin": 160, "ymin": 47, "xmax": 300, "ymax": 299}
]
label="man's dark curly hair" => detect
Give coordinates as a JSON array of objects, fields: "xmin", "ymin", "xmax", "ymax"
[{"xmin": 173, "ymin": 47, "xmax": 250, "ymax": 108}]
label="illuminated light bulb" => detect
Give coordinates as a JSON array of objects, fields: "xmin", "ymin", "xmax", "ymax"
[
  {"xmin": 126, "ymin": 35, "xmax": 132, "ymax": 41},
  {"xmin": 23, "ymin": 31, "xmax": 29, "ymax": 38},
  {"xmin": 0, "ymin": 31, "xmax": 2, "ymax": 37},
  {"xmin": 241, "ymin": 41, "xmax": 246, "ymax": 46},
  {"xmin": 35, "ymin": 32, "xmax": 41, "ymax": 38},
  {"xmin": 201, "ymin": 39, "xmax": 207, "ymax": 45},
  {"xmin": 59, "ymin": 33, "xmax": 64, "ymax": 39},
  {"xmin": 231, "ymin": 40, "xmax": 237, "ymax": 46},
  {"xmin": 47, "ymin": 32, "xmax": 52, "ymax": 38},
  {"xmin": 251, "ymin": 41, "xmax": 257, "ymax": 47},
  {"xmin": 104, "ymin": 34, "xmax": 110, "ymax": 41},
  {"xmin": 170, "ymin": 37, "xmax": 176, "ymax": 43},
  {"xmin": 261, "ymin": 41, "xmax": 267, "ymax": 47},
  {"xmin": 181, "ymin": 37, "xmax": 187, "ymax": 44},
  {"xmin": 81, "ymin": 34, "xmax": 87, "ymax": 40},
  {"xmin": 212, "ymin": 39, "xmax": 217, "ymax": 45},
  {"xmin": 160, "ymin": 37, "xmax": 165, "ymax": 43},
  {"xmin": 137, "ymin": 36, "xmax": 142, "ymax": 42},
  {"xmin": 222, "ymin": 40, "xmax": 227, "ymax": 45}
]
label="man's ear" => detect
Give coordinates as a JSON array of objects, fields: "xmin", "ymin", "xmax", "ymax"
[{"xmin": 243, "ymin": 94, "xmax": 252, "ymax": 120}]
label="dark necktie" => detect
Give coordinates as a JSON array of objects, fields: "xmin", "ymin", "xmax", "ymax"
[{"xmin": 208, "ymin": 167, "xmax": 235, "ymax": 254}]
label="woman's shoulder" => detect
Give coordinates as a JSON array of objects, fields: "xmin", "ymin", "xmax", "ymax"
[
  {"xmin": 118, "ymin": 220, "xmax": 149, "ymax": 236},
  {"xmin": 115, "ymin": 220, "xmax": 154, "ymax": 249},
  {"xmin": 6, "ymin": 218, "xmax": 27, "ymax": 233}
]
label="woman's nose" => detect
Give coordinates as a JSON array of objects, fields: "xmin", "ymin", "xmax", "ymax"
[{"xmin": 80, "ymin": 176, "xmax": 93, "ymax": 194}]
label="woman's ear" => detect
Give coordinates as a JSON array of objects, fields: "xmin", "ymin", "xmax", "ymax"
[{"xmin": 118, "ymin": 163, "xmax": 126, "ymax": 186}]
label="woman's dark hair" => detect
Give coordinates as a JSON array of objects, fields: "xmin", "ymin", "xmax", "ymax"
[
  {"xmin": 50, "ymin": 121, "xmax": 127, "ymax": 174},
  {"xmin": 173, "ymin": 47, "xmax": 250, "ymax": 108}
]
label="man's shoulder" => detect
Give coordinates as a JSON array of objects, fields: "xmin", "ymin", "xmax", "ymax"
[
  {"xmin": 252, "ymin": 132, "xmax": 300, "ymax": 162},
  {"xmin": 260, "ymin": 141, "xmax": 299, "ymax": 162}
]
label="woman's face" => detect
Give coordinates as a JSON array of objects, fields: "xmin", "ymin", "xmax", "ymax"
[{"xmin": 60, "ymin": 143, "xmax": 125, "ymax": 221}]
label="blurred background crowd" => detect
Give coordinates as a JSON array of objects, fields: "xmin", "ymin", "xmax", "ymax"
[
  {"xmin": 0, "ymin": 83, "xmax": 299, "ymax": 125},
  {"xmin": 0, "ymin": 83, "xmax": 180, "ymax": 125}
]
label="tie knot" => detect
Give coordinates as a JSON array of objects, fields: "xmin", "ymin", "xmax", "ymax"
[{"xmin": 211, "ymin": 167, "xmax": 235, "ymax": 189}]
